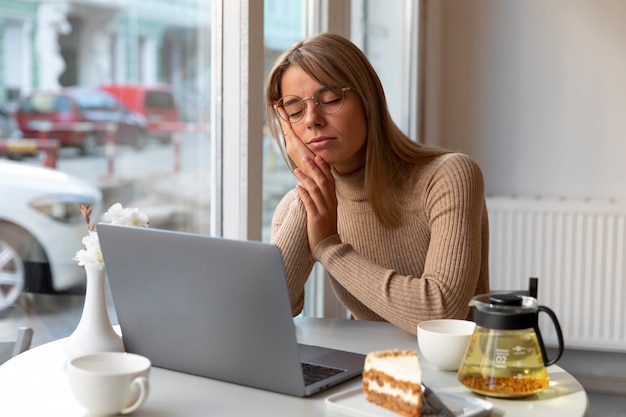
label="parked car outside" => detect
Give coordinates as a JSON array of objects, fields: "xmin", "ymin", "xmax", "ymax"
[
  {"xmin": 0, "ymin": 160, "xmax": 102, "ymax": 311},
  {"xmin": 14, "ymin": 89, "xmax": 149, "ymax": 155},
  {"xmin": 100, "ymin": 84, "xmax": 179, "ymax": 143}
]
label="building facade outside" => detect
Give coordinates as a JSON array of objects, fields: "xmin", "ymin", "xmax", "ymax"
[{"xmin": 0, "ymin": 0, "xmax": 210, "ymax": 121}]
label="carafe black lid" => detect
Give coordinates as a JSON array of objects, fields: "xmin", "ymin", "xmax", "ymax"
[
  {"xmin": 489, "ymin": 293, "xmax": 524, "ymax": 306},
  {"xmin": 470, "ymin": 292, "xmax": 538, "ymax": 330}
]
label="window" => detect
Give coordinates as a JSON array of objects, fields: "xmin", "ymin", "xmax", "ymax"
[{"xmin": 1, "ymin": 0, "xmax": 214, "ymax": 340}]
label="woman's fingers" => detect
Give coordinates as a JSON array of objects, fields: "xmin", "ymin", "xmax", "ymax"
[
  {"xmin": 294, "ymin": 156, "xmax": 338, "ymax": 250},
  {"xmin": 280, "ymin": 123, "xmax": 315, "ymax": 172},
  {"xmin": 301, "ymin": 156, "xmax": 335, "ymax": 205},
  {"xmin": 277, "ymin": 121, "xmax": 338, "ymax": 251}
]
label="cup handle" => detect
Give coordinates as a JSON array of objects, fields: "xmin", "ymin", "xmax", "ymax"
[{"xmin": 120, "ymin": 376, "xmax": 150, "ymax": 415}]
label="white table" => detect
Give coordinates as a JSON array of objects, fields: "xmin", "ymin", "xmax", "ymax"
[{"xmin": 0, "ymin": 317, "xmax": 588, "ymax": 416}]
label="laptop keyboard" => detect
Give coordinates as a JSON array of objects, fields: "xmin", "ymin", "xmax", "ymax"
[{"xmin": 301, "ymin": 362, "xmax": 345, "ymax": 386}]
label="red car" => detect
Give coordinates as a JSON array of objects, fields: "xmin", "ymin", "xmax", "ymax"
[
  {"xmin": 100, "ymin": 84, "xmax": 179, "ymax": 143},
  {"xmin": 15, "ymin": 89, "xmax": 148, "ymax": 155}
]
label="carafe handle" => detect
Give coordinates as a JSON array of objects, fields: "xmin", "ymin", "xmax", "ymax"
[{"xmin": 535, "ymin": 305, "xmax": 564, "ymax": 366}]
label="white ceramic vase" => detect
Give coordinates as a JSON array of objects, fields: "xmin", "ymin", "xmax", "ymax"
[{"xmin": 64, "ymin": 263, "xmax": 124, "ymax": 359}]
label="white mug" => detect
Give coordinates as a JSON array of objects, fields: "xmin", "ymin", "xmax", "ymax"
[
  {"xmin": 417, "ymin": 319, "xmax": 475, "ymax": 371},
  {"xmin": 65, "ymin": 352, "xmax": 151, "ymax": 416}
]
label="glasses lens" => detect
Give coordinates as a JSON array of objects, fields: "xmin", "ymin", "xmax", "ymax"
[
  {"xmin": 276, "ymin": 95, "xmax": 304, "ymax": 122},
  {"xmin": 315, "ymin": 86, "xmax": 346, "ymax": 115}
]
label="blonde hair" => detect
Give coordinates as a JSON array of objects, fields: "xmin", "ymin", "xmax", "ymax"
[{"xmin": 266, "ymin": 32, "xmax": 449, "ymax": 228}]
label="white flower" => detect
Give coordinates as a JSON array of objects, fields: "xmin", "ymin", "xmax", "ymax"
[
  {"xmin": 103, "ymin": 203, "xmax": 150, "ymax": 228},
  {"xmin": 74, "ymin": 203, "xmax": 149, "ymax": 267},
  {"xmin": 74, "ymin": 231, "xmax": 105, "ymax": 269}
]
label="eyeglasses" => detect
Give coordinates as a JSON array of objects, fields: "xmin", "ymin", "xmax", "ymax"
[{"xmin": 274, "ymin": 86, "xmax": 351, "ymax": 123}]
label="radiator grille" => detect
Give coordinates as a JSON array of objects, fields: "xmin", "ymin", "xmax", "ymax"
[{"xmin": 487, "ymin": 197, "xmax": 626, "ymax": 352}]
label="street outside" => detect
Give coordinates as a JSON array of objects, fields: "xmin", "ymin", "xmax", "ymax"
[{"xmin": 50, "ymin": 131, "xmax": 212, "ymax": 231}]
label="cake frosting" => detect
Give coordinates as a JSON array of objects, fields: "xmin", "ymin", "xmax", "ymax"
[{"xmin": 362, "ymin": 350, "xmax": 422, "ymax": 417}]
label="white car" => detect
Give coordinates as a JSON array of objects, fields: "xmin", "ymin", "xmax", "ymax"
[{"xmin": 0, "ymin": 160, "xmax": 102, "ymax": 310}]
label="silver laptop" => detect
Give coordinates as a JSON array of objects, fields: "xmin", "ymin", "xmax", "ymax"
[{"xmin": 97, "ymin": 223, "xmax": 364, "ymax": 397}]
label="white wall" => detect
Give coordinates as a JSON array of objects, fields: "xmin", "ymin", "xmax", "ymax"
[{"xmin": 423, "ymin": 0, "xmax": 626, "ymax": 199}]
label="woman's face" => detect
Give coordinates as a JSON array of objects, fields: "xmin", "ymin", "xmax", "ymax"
[{"xmin": 279, "ymin": 66, "xmax": 368, "ymax": 174}]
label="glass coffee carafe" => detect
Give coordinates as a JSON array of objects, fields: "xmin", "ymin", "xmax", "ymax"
[{"xmin": 457, "ymin": 293, "xmax": 564, "ymax": 398}]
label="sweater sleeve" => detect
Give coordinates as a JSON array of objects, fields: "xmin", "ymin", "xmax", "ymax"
[
  {"xmin": 270, "ymin": 189, "xmax": 316, "ymax": 316},
  {"xmin": 313, "ymin": 154, "xmax": 488, "ymax": 334}
]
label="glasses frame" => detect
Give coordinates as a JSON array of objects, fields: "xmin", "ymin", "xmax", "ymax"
[{"xmin": 273, "ymin": 86, "xmax": 352, "ymax": 123}]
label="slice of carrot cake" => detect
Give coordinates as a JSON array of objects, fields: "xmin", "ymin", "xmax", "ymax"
[{"xmin": 362, "ymin": 349, "xmax": 422, "ymax": 417}]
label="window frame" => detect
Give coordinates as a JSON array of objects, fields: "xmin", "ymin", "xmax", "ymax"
[{"xmin": 217, "ymin": 0, "xmax": 265, "ymax": 240}]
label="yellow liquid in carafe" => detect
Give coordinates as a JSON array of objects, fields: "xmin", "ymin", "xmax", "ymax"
[{"xmin": 457, "ymin": 328, "xmax": 550, "ymax": 397}]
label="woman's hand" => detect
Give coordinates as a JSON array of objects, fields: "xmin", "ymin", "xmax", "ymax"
[
  {"xmin": 294, "ymin": 155, "xmax": 338, "ymax": 251},
  {"xmin": 281, "ymin": 122, "xmax": 315, "ymax": 172},
  {"xmin": 280, "ymin": 123, "xmax": 338, "ymax": 251}
]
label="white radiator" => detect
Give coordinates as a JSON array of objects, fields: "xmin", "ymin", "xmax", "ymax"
[{"xmin": 486, "ymin": 196, "xmax": 626, "ymax": 352}]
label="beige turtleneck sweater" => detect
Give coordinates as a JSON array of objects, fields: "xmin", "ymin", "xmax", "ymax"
[{"xmin": 270, "ymin": 152, "xmax": 489, "ymax": 335}]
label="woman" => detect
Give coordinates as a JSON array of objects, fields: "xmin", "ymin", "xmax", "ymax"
[{"xmin": 266, "ymin": 32, "xmax": 489, "ymax": 335}]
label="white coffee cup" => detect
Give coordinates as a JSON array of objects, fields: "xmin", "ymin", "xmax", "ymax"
[
  {"xmin": 65, "ymin": 352, "xmax": 151, "ymax": 416},
  {"xmin": 417, "ymin": 319, "xmax": 475, "ymax": 371}
]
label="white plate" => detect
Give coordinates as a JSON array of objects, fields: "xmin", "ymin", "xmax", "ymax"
[{"xmin": 325, "ymin": 387, "xmax": 493, "ymax": 417}]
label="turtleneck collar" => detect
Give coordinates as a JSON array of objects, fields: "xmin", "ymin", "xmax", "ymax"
[{"xmin": 332, "ymin": 165, "xmax": 367, "ymax": 202}]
